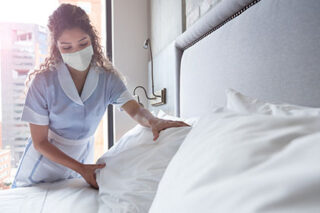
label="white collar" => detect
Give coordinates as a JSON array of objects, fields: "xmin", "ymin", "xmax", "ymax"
[{"xmin": 56, "ymin": 61, "xmax": 100, "ymax": 105}]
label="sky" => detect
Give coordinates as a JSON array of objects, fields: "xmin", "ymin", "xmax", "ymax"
[
  {"xmin": 0, "ymin": 0, "xmax": 59, "ymax": 27},
  {"xmin": 0, "ymin": 0, "xmax": 60, "ymax": 121}
]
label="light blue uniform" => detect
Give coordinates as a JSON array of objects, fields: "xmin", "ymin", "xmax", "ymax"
[{"xmin": 12, "ymin": 61, "xmax": 134, "ymax": 188}]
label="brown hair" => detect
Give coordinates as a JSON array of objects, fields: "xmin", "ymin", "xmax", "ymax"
[{"xmin": 25, "ymin": 3, "xmax": 125, "ymax": 94}]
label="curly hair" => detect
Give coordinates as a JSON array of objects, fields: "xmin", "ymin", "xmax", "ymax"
[{"xmin": 24, "ymin": 3, "xmax": 125, "ymax": 95}]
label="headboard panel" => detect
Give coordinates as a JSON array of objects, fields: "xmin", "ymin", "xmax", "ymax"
[{"xmin": 176, "ymin": 0, "xmax": 320, "ymax": 118}]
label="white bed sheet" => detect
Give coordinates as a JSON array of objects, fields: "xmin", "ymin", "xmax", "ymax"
[{"xmin": 0, "ymin": 177, "xmax": 99, "ymax": 213}]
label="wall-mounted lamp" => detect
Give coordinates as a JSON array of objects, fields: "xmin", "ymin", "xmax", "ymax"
[{"xmin": 133, "ymin": 38, "xmax": 166, "ymax": 107}]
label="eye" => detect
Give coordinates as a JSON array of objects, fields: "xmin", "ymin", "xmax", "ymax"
[
  {"xmin": 80, "ymin": 42, "xmax": 88, "ymax": 47},
  {"xmin": 62, "ymin": 46, "xmax": 71, "ymax": 50}
]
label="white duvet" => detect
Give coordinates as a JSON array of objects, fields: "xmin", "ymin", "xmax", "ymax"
[
  {"xmin": 95, "ymin": 118, "xmax": 194, "ymax": 213},
  {"xmin": 150, "ymin": 109, "xmax": 320, "ymax": 213},
  {"xmin": 0, "ymin": 111, "xmax": 194, "ymax": 213},
  {"xmin": 3, "ymin": 108, "xmax": 320, "ymax": 213},
  {"xmin": 0, "ymin": 178, "xmax": 99, "ymax": 213}
]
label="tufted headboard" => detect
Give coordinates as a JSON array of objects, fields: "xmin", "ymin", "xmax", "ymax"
[{"xmin": 149, "ymin": 0, "xmax": 320, "ymax": 118}]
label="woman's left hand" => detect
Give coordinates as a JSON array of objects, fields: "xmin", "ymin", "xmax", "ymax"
[{"xmin": 150, "ymin": 118, "xmax": 191, "ymax": 141}]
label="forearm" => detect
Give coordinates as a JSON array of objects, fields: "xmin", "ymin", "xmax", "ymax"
[
  {"xmin": 132, "ymin": 106, "xmax": 159, "ymax": 128},
  {"xmin": 35, "ymin": 140, "xmax": 83, "ymax": 174}
]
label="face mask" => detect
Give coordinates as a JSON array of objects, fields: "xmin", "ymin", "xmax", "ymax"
[{"xmin": 61, "ymin": 44, "xmax": 94, "ymax": 71}]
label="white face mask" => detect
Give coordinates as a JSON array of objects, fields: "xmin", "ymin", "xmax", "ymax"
[{"xmin": 61, "ymin": 44, "xmax": 94, "ymax": 72}]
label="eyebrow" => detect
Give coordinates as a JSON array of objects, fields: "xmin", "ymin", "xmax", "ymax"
[{"xmin": 60, "ymin": 37, "xmax": 88, "ymax": 45}]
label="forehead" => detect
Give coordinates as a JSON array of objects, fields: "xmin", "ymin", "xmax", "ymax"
[{"xmin": 57, "ymin": 27, "xmax": 89, "ymax": 44}]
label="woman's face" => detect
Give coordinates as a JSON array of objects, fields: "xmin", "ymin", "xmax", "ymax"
[{"xmin": 57, "ymin": 27, "xmax": 92, "ymax": 54}]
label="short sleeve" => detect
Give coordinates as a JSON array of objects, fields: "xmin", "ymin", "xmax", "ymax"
[
  {"xmin": 20, "ymin": 74, "xmax": 49, "ymax": 125},
  {"xmin": 108, "ymin": 72, "xmax": 135, "ymax": 111}
]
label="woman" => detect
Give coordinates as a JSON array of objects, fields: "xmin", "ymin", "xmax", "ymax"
[{"xmin": 12, "ymin": 3, "xmax": 189, "ymax": 189}]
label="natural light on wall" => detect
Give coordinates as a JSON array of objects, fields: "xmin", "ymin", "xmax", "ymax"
[{"xmin": 0, "ymin": 0, "xmax": 107, "ymax": 190}]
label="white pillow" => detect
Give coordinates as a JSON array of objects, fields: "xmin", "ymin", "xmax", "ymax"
[
  {"xmin": 95, "ymin": 112, "xmax": 194, "ymax": 213},
  {"xmin": 149, "ymin": 109, "xmax": 320, "ymax": 213},
  {"xmin": 156, "ymin": 109, "xmax": 200, "ymax": 126},
  {"xmin": 226, "ymin": 88, "xmax": 320, "ymax": 116}
]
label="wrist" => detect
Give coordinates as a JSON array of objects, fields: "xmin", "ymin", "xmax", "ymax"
[
  {"xmin": 74, "ymin": 162, "xmax": 84, "ymax": 174},
  {"xmin": 149, "ymin": 117, "xmax": 160, "ymax": 127}
]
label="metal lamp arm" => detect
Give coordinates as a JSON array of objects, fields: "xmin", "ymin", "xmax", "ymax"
[{"xmin": 133, "ymin": 85, "xmax": 157, "ymax": 100}]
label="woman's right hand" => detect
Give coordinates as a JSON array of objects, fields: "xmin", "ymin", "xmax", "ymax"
[{"xmin": 78, "ymin": 163, "xmax": 106, "ymax": 189}]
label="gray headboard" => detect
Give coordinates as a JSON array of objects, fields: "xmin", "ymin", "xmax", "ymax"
[
  {"xmin": 173, "ymin": 0, "xmax": 320, "ymax": 118},
  {"xmin": 149, "ymin": 0, "xmax": 320, "ymax": 118}
]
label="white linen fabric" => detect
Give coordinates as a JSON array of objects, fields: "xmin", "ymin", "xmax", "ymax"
[
  {"xmin": 95, "ymin": 111, "xmax": 195, "ymax": 213},
  {"xmin": 226, "ymin": 88, "xmax": 320, "ymax": 116},
  {"xmin": 40, "ymin": 178, "xmax": 99, "ymax": 213},
  {"xmin": 157, "ymin": 109, "xmax": 200, "ymax": 125},
  {"xmin": 0, "ymin": 178, "xmax": 99, "ymax": 213},
  {"xmin": 149, "ymin": 109, "xmax": 320, "ymax": 213}
]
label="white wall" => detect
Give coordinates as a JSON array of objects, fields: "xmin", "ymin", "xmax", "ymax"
[
  {"xmin": 186, "ymin": 0, "xmax": 222, "ymax": 28},
  {"xmin": 150, "ymin": 0, "xmax": 222, "ymax": 56},
  {"xmin": 150, "ymin": 0, "xmax": 185, "ymax": 56},
  {"xmin": 107, "ymin": 0, "xmax": 220, "ymax": 143},
  {"xmin": 147, "ymin": 0, "xmax": 223, "ymax": 117},
  {"xmin": 110, "ymin": 0, "xmax": 150, "ymax": 142}
]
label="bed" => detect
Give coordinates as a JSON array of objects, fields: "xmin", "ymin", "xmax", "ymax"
[
  {"xmin": 1, "ymin": 178, "xmax": 99, "ymax": 213},
  {"xmin": 1, "ymin": 0, "xmax": 320, "ymax": 212}
]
